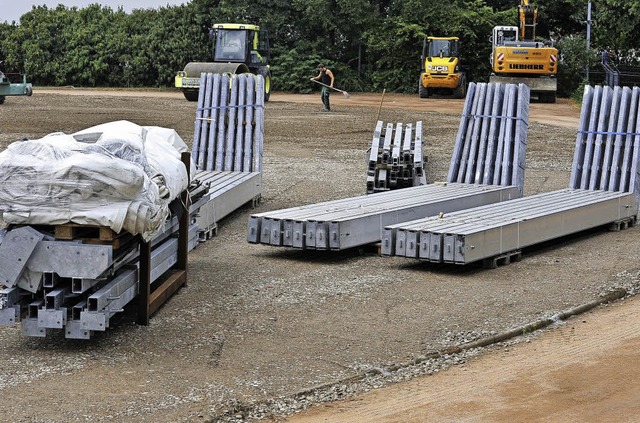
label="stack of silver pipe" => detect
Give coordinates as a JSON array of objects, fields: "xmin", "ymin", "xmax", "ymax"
[
  {"xmin": 384, "ymin": 84, "xmax": 639, "ymax": 266},
  {"xmin": 191, "ymin": 73, "xmax": 265, "ymax": 240},
  {"xmin": 448, "ymin": 82, "xmax": 530, "ymax": 195},
  {"xmin": 247, "ymin": 82, "xmax": 531, "ymax": 251},
  {"xmin": 569, "ymin": 85, "xmax": 640, "ymax": 197},
  {"xmin": 192, "ymin": 72, "xmax": 264, "ymax": 172},
  {"xmin": 366, "ymin": 121, "xmax": 426, "ymax": 194}
]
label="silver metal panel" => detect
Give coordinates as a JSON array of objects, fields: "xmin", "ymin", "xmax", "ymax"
[
  {"xmin": 224, "ymin": 74, "xmax": 239, "ymax": 170},
  {"xmin": 243, "ymin": 75, "xmax": 256, "ymax": 172},
  {"xmin": 570, "ymin": 85, "xmax": 594, "ymax": 187},
  {"xmin": 22, "ymin": 318, "xmax": 47, "ymax": 337},
  {"xmin": 483, "ymin": 84, "xmax": 506, "ymax": 184},
  {"xmin": 619, "ymin": 87, "xmax": 638, "ymax": 191},
  {"xmin": 405, "ymin": 230, "xmax": 419, "ymax": 258},
  {"xmin": 215, "ymin": 73, "xmax": 230, "ymax": 170},
  {"xmin": 65, "ymin": 320, "xmax": 92, "ymax": 340},
  {"xmin": 394, "ymin": 229, "xmax": 407, "ymax": 257},
  {"xmin": 38, "ymin": 307, "xmax": 67, "ymax": 329},
  {"xmin": 0, "ymin": 226, "xmax": 44, "ymax": 288},
  {"xmin": 28, "ymin": 241, "xmax": 113, "ymax": 279},
  {"xmin": 448, "ymin": 82, "xmax": 476, "ymax": 181},
  {"xmin": 234, "ymin": 75, "xmax": 247, "ymax": 171}
]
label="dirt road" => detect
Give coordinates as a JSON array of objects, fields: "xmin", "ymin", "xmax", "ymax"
[{"xmin": 1, "ymin": 88, "xmax": 638, "ymax": 423}]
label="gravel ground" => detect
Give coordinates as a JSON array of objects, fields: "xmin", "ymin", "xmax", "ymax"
[{"xmin": 0, "ymin": 91, "xmax": 639, "ymax": 422}]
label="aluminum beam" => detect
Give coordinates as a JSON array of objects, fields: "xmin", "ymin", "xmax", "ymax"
[{"xmin": 385, "ymin": 189, "xmax": 638, "ymax": 264}]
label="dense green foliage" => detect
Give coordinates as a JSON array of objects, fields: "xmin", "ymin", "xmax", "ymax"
[{"xmin": 0, "ymin": 0, "xmax": 638, "ymax": 97}]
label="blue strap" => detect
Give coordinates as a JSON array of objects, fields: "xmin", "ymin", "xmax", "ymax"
[
  {"xmin": 578, "ymin": 130, "xmax": 640, "ymax": 137},
  {"xmin": 462, "ymin": 114, "xmax": 529, "ymax": 126},
  {"xmin": 197, "ymin": 104, "xmax": 264, "ymax": 111}
]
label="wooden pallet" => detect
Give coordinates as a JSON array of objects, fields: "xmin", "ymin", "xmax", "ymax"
[{"xmin": 52, "ymin": 223, "xmax": 134, "ymax": 249}]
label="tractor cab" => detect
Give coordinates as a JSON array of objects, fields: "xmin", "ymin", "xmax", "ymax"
[{"xmin": 210, "ymin": 24, "xmax": 270, "ymax": 67}]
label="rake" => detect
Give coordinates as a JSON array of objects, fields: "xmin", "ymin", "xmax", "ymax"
[{"xmin": 311, "ymin": 79, "xmax": 350, "ymax": 98}]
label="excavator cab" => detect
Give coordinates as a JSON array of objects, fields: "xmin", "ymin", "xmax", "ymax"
[{"xmin": 176, "ymin": 23, "xmax": 272, "ymax": 102}]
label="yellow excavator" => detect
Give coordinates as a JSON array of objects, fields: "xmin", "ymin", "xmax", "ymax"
[
  {"xmin": 489, "ymin": 0, "xmax": 558, "ymax": 103},
  {"xmin": 175, "ymin": 23, "xmax": 271, "ymax": 101},
  {"xmin": 419, "ymin": 36, "xmax": 467, "ymax": 99}
]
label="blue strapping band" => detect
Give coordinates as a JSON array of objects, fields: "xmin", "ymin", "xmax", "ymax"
[
  {"xmin": 578, "ymin": 130, "xmax": 640, "ymax": 137},
  {"xmin": 462, "ymin": 114, "xmax": 529, "ymax": 126},
  {"xmin": 197, "ymin": 104, "xmax": 264, "ymax": 111}
]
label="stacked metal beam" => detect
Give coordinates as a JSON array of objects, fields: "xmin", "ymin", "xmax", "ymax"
[
  {"xmin": 248, "ymin": 183, "xmax": 520, "ymax": 250},
  {"xmin": 569, "ymin": 85, "xmax": 640, "ymax": 198},
  {"xmin": 0, "ymin": 74, "xmax": 267, "ymax": 339},
  {"xmin": 382, "ymin": 189, "xmax": 637, "ymax": 264},
  {"xmin": 191, "ymin": 73, "xmax": 265, "ymax": 239},
  {"xmin": 366, "ymin": 121, "xmax": 426, "ymax": 193},
  {"xmin": 247, "ymin": 82, "xmax": 530, "ymax": 251},
  {"xmin": 447, "ymin": 82, "xmax": 530, "ymax": 195},
  {"xmin": 0, "ymin": 206, "xmax": 200, "ymax": 339},
  {"xmin": 384, "ymin": 84, "xmax": 640, "ymax": 266}
]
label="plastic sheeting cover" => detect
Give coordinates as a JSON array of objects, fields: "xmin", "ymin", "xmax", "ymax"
[{"xmin": 0, "ymin": 120, "xmax": 190, "ymax": 241}]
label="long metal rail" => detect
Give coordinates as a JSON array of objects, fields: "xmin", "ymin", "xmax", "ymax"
[
  {"xmin": 384, "ymin": 84, "xmax": 640, "ymax": 266},
  {"xmin": 248, "ymin": 82, "xmax": 530, "ymax": 251}
]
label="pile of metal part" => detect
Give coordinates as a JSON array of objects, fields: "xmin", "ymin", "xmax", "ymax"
[
  {"xmin": 247, "ymin": 82, "xmax": 528, "ymax": 251},
  {"xmin": 383, "ymin": 84, "xmax": 639, "ymax": 267},
  {"xmin": 366, "ymin": 121, "xmax": 426, "ymax": 194},
  {"xmin": 0, "ymin": 74, "xmax": 266, "ymax": 339}
]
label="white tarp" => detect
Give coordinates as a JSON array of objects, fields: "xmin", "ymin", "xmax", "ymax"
[{"xmin": 0, "ymin": 120, "xmax": 190, "ymax": 241}]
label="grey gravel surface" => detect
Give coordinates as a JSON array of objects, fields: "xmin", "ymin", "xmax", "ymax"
[{"xmin": 0, "ymin": 91, "xmax": 639, "ymax": 422}]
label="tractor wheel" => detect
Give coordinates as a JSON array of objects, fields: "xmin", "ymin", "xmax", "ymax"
[
  {"xmin": 418, "ymin": 79, "xmax": 429, "ymax": 98},
  {"xmin": 538, "ymin": 92, "xmax": 556, "ymax": 104},
  {"xmin": 0, "ymin": 96, "xmax": 5, "ymax": 105},
  {"xmin": 183, "ymin": 89, "xmax": 199, "ymax": 102},
  {"xmin": 454, "ymin": 73, "xmax": 467, "ymax": 99},
  {"xmin": 258, "ymin": 67, "xmax": 271, "ymax": 102}
]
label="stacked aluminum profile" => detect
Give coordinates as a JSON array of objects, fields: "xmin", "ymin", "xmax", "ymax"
[
  {"xmin": 191, "ymin": 73, "xmax": 265, "ymax": 240},
  {"xmin": 448, "ymin": 82, "xmax": 530, "ymax": 195},
  {"xmin": 384, "ymin": 84, "xmax": 640, "ymax": 266},
  {"xmin": 0, "ymin": 207, "xmax": 201, "ymax": 339},
  {"xmin": 382, "ymin": 189, "xmax": 637, "ymax": 264},
  {"xmin": 247, "ymin": 82, "xmax": 530, "ymax": 251},
  {"xmin": 248, "ymin": 183, "xmax": 520, "ymax": 250},
  {"xmin": 366, "ymin": 121, "xmax": 426, "ymax": 193},
  {"xmin": 569, "ymin": 85, "xmax": 640, "ymax": 197},
  {"xmin": 0, "ymin": 74, "xmax": 266, "ymax": 339}
]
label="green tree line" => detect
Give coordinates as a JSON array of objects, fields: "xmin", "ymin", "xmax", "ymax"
[{"xmin": 1, "ymin": 0, "xmax": 638, "ymax": 97}]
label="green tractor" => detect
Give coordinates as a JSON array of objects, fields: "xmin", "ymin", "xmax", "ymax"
[
  {"xmin": 0, "ymin": 69, "xmax": 32, "ymax": 104},
  {"xmin": 175, "ymin": 23, "xmax": 271, "ymax": 102}
]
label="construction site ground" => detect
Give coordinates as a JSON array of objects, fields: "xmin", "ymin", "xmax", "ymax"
[{"xmin": 1, "ymin": 89, "xmax": 640, "ymax": 422}]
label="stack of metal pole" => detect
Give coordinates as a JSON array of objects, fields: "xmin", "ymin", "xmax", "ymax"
[
  {"xmin": 447, "ymin": 82, "xmax": 530, "ymax": 195},
  {"xmin": 366, "ymin": 121, "xmax": 426, "ymax": 194},
  {"xmin": 384, "ymin": 84, "xmax": 639, "ymax": 266},
  {"xmin": 569, "ymin": 85, "xmax": 640, "ymax": 198},
  {"xmin": 191, "ymin": 73, "xmax": 265, "ymax": 240},
  {"xmin": 192, "ymin": 73, "xmax": 264, "ymax": 172}
]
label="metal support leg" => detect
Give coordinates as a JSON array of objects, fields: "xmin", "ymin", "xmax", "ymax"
[{"xmin": 136, "ymin": 240, "xmax": 151, "ymax": 326}]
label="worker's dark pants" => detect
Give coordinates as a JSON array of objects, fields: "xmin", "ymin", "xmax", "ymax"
[{"xmin": 321, "ymin": 87, "xmax": 331, "ymax": 111}]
